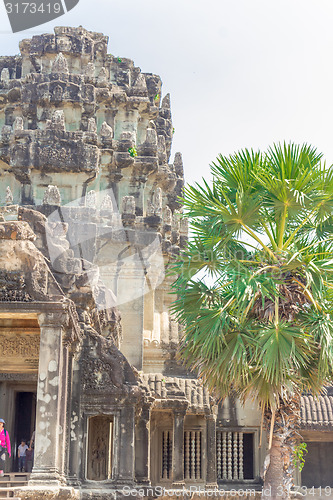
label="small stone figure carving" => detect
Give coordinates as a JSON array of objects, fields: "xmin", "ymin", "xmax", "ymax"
[
  {"xmin": 153, "ymin": 187, "xmax": 162, "ymax": 215},
  {"xmin": 146, "ymin": 200, "xmax": 155, "ymax": 217},
  {"xmin": 86, "ymin": 190, "xmax": 97, "ymax": 209},
  {"xmin": 132, "ymin": 73, "xmax": 148, "ymax": 96},
  {"xmin": 5, "ymin": 186, "xmax": 13, "ymax": 205},
  {"xmin": 53, "ymin": 85, "xmax": 63, "ymax": 101},
  {"xmin": 0, "ymin": 68, "xmax": 10, "ymax": 82},
  {"xmin": 101, "ymin": 194, "xmax": 113, "ymax": 212},
  {"xmin": 98, "ymin": 67, "xmax": 108, "ymax": 84},
  {"xmin": 84, "ymin": 62, "xmax": 95, "ymax": 78},
  {"xmin": 88, "ymin": 118, "xmax": 97, "ymax": 134},
  {"xmin": 13, "ymin": 117, "xmax": 23, "ymax": 131},
  {"xmin": 122, "ymin": 196, "xmax": 135, "ymax": 215},
  {"xmin": 161, "ymin": 93, "xmax": 171, "ymax": 109},
  {"xmin": 146, "ymin": 128, "xmax": 157, "ymax": 145},
  {"xmin": 52, "ymin": 52, "xmax": 69, "ymax": 74},
  {"xmin": 46, "ymin": 110, "xmax": 66, "ymax": 131},
  {"xmin": 42, "ymin": 185, "xmax": 61, "ymax": 206},
  {"xmin": 100, "ymin": 121, "xmax": 113, "ymax": 139},
  {"xmin": 164, "ymin": 206, "xmax": 172, "ymax": 225},
  {"xmin": 174, "ymin": 152, "xmax": 184, "ymax": 176}
]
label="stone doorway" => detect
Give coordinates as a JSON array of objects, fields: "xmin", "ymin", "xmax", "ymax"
[
  {"xmin": 87, "ymin": 415, "xmax": 114, "ymax": 481},
  {"xmin": 13, "ymin": 390, "xmax": 36, "ymax": 471}
]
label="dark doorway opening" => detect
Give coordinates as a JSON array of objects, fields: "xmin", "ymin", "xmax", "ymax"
[{"xmin": 14, "ymin": 392, "xmax": 36, "ymax": 471}]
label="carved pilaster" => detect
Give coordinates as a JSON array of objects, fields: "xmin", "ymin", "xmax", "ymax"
[
  {"xmin": 206, "ymin": 414, "xmax": 217, "ymax": 487},
  {"xmin": 135, "ymin": 404, "xmax": 151, "ymax": 484},
  {"xmin": 117, "ymin": 405, "xmax": 135, "ymax": 485},
  {"xmin": 172, "ymin": 407, "xmax": 187, "ymax": 486},
  {"xmin": 29, "ymin": 310, "xmax": 70, "ymax": 486}
]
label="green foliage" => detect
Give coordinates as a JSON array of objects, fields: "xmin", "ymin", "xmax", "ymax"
[
  {"xmin": 128, "ymin": 147, "xmax": 138, "ymax": 158},
  {"xmin": 171, "ymin": 142, "xmax": 333, "ymax": 411},
  {"xmin": 293, "ymin": 442, "xmax": 308, "ymax": 472},
  {"xmin": 117, "ymin": 57, "xmax": 122, "ymax": 63},
  {"xmin": 154, "ymin": 93, "xmax": 160, "ymax": 101}
]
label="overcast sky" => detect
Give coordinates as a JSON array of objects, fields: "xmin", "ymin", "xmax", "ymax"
[{"xmin": 0, "ymin": 0, "xmax": 333, "ymax": 185}]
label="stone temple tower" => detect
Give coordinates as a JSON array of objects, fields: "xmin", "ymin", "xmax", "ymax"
[
  {"xmin": 0, "ymin": 24, "xmax": 329, "ymax": 500},
  {"xmin": 0, "ymin": 26, "xmax": 221, "ymax": 499}
]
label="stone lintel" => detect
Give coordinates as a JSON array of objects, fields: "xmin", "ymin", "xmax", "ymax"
[{"xmin": 0, "ymin": 300, "xmax": 81, "ymax": 346}]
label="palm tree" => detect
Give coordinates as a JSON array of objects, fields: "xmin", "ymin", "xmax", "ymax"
[{"xmin": 171, "ymin": 143, "xmax": 333, "ymax": 499}]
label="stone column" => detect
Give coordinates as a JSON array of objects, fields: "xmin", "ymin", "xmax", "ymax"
[
  {"xmin": 29, "ymin": 311, "xmax": 68, "ymax": 485},
  {"xmin": 135, "ymin": 404, "xmax": 151, "ymax": 484},
  {"xmin": 117, "ymin": 405, "xmax": 135, "ymax": 485},
  {"xmin": 206, "ymin": 413, "xmax": 218, "ymax": 487},
  {"xmin": 67, "ymin": 355, "xmax": 82, "ymax": 485},
  {"xmin": 172, "ymin": 408, "xmax": 187, "ymax": 486}
]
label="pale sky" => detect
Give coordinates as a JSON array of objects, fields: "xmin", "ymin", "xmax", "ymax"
[{"xmin": 0, "ymin": 0, "xmax": 333, "ymax": 185}]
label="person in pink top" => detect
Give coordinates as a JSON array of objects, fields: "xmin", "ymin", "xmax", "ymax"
[{"xmin": 0, "ymin": 418, "xmax": 11, "ymax": 477}]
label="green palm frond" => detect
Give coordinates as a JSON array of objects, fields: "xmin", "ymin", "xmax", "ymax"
[{"xmin": 171, "ymin": 141, "xmax": 333, "ymax": 411}]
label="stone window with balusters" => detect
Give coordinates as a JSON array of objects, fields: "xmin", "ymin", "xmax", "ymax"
[{"xmin": 216, "ymin": 429, "xmax": 255, "ymax": 482}]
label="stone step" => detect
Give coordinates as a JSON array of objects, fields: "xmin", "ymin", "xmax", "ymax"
[
  {"xmin": 0, "ymin": 482, "xmax": 26, "ymax": 487},
  {"xmin": 0, "ymin": 474, "xmax": 29, "ymax": 483},
  {"xmin": 0, "ymin": 474, "xmax": 29, "ymax": 499},
  {"xmin": 0, "ymin": 489, "xmax": 22, "ymax": 498}
]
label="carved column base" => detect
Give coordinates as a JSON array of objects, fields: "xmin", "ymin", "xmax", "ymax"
[
  {"xmin": 16, "ymin": 485, "xmax": 79, "ymax": 500},
  {"xmin": 29, "ymin": 466, "xmax": 65, "ymax": 485},
  {"xmin": 172, "ymin": 481, "xmax": 185, "ymax": 488},
  {"xmin": 206, "ymin": 483, "xmax": 219, "ymax": 488},
  {"xmin": 135, "ymin": 479, "xmax": 151, "ymax": 486},
  {"xmin": 66, "ymin": 475, "xmax": 81, "ymax": 487},
  {"xmin": 115, "ymin": 478, "xmax": 135, "ymax": 487}
]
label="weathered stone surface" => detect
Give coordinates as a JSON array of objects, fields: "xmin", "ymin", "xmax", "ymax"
[
  {"xmin": 0, "ymin": 25, "xmax": 257, "ymax": 500},
  {"xmin": 0, "ymin": 221, "xmax": 35, "ymax": 240}
]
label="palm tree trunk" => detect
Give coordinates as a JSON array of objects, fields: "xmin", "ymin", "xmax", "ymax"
[
  {"xmin": 262, "ymin": 436, "xmax": 287, "ymax": 500},
  {"xmin": 262, "ymin": 400, "xmax": 299, "ymax": 500}
]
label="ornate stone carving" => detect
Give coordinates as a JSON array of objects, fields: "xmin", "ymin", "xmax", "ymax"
[
  {"xmin": 88, "ymin": 117, "xmax": 97, "ymax": 134},
  {"xmin": 1, "ymin": 68, "xmax": 9, "ymax": 81},
  {"xmin": 84, "ymin": 62, "xmax": 95, "ymax": 78},
  {"xmin": 164, "ymin": 206, "xmax": 172, "ymax": 225},
  {"xmin": 52, "ymin": 52, "xmax": 69, "ymax": 74},
  {"xmin": 13, "ymin": 116, "xmax": 23, "ymax": 131},
  {"xmin": 87, "ymin": 415, "xmax": 112, "ymax": 481},
  {"xmin": 52, "ymin": 85, "xmax": 63, "ymax": 101},
  {"xmin": 86, "ymin": 190, "xmax": 96, "ymax": 208},
  {"xmin": 42, "ymin": 185, "xmax": 61, "ymax": 206},
  {"xmin": 5, "ymin": 186, "xmax": 13, "ymax": 205},
  {"xmin": 0, "ymin": 333, "xmax": 40, "ymax": 357},
  {"xmin": 100, "ymin": 121, "xmax": 113, "ymax": 139},
  {"xmin": 82, "ymin": 329, "xmax": 137, "ymax": 392},
  {"xmin": 146, "ymin": 200, "xmax": 155, "ymax": 216},
  {"xmin": 46, "ymin": 110, "xmax": 66, "ymax": 131},
  {"xmin": 0, "ymin": 271, "xmax": 32, "ymax": 302},
  {"xmin": 146, "ymin": 128, "xmax": 157, "ymax": 145},
  {"xmin": 100, "ymin": 194, "xmax": 113, "ymax": 212},
  {"xmin": 122, "ymin": 195, "xmax": 135, "ymax": 215},
  {"xmin": 98, "ymin": 67, "xmax": 108, "ymax": 84},
  {"xmin": 153, "ymin": 187, "xmax": 162, "ymax": 215}
]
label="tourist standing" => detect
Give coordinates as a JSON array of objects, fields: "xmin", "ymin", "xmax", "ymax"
[
  {"xmin": 17, "ymin": 439, "xmax": 28, "ymax": 472},
  {"xmin": 25, "ymin": 443, "xmax": 34, "ymax": 473},
  {"xmin": 0, "ymin": 418, "xmax": 11, "ymax": 477}
]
